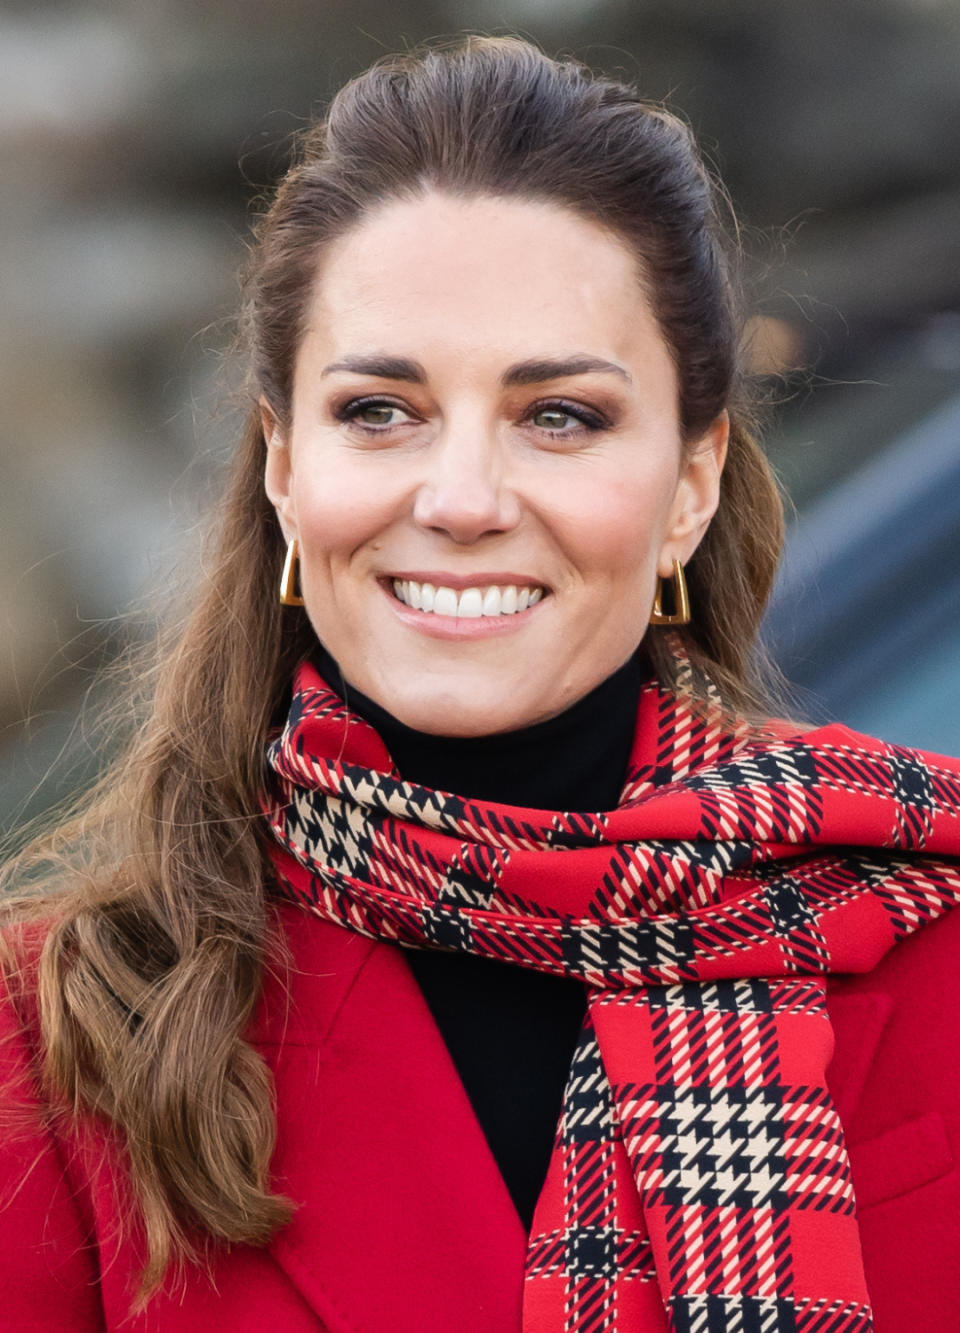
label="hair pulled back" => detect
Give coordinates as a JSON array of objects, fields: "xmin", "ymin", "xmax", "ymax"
[{"xmin": 2, "ymin": 37, "xmax": 783, "ymax": 1303}]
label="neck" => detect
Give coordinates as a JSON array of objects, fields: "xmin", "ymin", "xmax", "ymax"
[{"xmin": 311, "ymin": 643, "xmax": 644, "ymax": 812}]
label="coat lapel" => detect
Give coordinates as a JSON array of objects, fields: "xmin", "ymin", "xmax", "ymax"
[
  {"xmin": 825, "ymin": 986, "xmax": 893, "ymax": 1127},
  {"xmin": 252, "ymin": 905, "xmax": 527, "ymax": 1332}
]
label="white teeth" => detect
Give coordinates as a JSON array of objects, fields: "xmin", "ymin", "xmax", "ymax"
[
  {"xmin": 457, "ymin": 587, "xmax": 483, "ymax": 618},
  {"xmin": 433, "ymin": 586, "xmax": 459, "ymax": 617},
  {"xmin": 391, "ymin": 580, "xmax": 545, "ymax": 617}
]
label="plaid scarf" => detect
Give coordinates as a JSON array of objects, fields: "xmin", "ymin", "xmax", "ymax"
[{"xmin": 263, "ymin": 655, "xmax": 960, "ymax": 1333}]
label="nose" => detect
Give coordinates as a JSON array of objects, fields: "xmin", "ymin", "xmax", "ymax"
[{"xmin": 412, "ymin": 427, "xmax": 521, "ymax": 544}]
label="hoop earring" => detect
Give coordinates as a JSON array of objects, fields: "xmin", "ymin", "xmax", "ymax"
[
  {"xmin": 649, "ymin": 559, "xmax": 691, "ymax": 626},
  {"xmin": 279, "ymin": 539, "xmax": 305, "ymax": 607}
]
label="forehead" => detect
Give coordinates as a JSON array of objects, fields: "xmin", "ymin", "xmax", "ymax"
[{"xmin": 299, "ymin": 191, "xmax": 674, "ymax": 380}]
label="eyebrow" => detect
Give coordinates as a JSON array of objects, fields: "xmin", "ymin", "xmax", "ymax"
[{"xmin": 320, "ymin": 354, "xmax": 631, "ymax": 386}]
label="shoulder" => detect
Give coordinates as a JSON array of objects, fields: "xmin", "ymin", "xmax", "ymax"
[
  {"xmin": 828, "ymin": 903, "xmax": 960, "ymax": 1043},
  {"xmin": 248, "ymin": 901, "xmax": 382, "ymax": 1046},
  {"xmin": 758, "ymin": 716, "xmax": 960, "ymax": 770},
  {"xmin": 0, "ymin": 920, "xmax": 107, "ymax": 1329},
  {"xmin": 0, "ymin": 916, "xmax": 67, "ymax": 1101},
  {"xmin": 0, "ymin": 917, "xmax": 50, "ymax": 1079},
  {"xmin": 827, "ymin": 910, "xmax": 960, "ymax": 1325},
  {"xmin": 827, "ymin": 907, "xmax": 960, "ymax": 1181}
]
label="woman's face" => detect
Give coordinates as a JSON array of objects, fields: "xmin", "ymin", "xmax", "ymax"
[{"xmin": 264, "ymin": 192, "xmax": 726, "ymax": 736}]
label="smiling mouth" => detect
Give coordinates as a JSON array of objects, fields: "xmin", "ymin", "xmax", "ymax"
[{"xmin": 391, "ymin": 578, "xmax": 546, "ymax": 618}]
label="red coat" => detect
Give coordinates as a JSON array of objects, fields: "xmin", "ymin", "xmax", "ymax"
[{"xmin": 2, "ymin": 899, "xmax": 958, "ymax": 1331}]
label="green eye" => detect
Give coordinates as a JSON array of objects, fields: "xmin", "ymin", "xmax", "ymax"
[
  {"xmin": 335, "ymin": 396, "xmax": 415, "ymax": 429},
  {"xmin": 357, "ymin": 403, "xmax": 398, "ymax": 425},
  {"xmin": 533, "ymin": 407, "xmax": 575, "ymax": 430}
]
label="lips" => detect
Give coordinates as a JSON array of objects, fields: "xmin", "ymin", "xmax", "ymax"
[{"xmin": 391, "ymin": 578, "xmax": 546, "ymax": 617}]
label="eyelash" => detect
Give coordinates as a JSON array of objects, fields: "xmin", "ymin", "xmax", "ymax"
[
  {"xmin": 333, "ymin": 395, "xmax": 610, "ymax": 438},
  {"xmin": 527, "ymin": 398, "xmax": 609, "ymax": 436}
]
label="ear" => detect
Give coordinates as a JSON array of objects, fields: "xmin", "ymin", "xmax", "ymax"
[
  {"xmin": 260, "ymin": 396, "xmax": 298, "ymax": 543},
  {"xmin": 657, "ymin": 411, "xmax": 729, "ymax": 578}
]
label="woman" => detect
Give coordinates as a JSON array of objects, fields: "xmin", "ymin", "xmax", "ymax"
[{"xmin": 3, "ymin": 36, "xmax": 959, "ymax": 1333}]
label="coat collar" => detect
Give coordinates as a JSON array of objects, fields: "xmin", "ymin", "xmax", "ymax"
[{"xmin": 251, "ymin": 903, "xmax": 527, "ymax": 1332}]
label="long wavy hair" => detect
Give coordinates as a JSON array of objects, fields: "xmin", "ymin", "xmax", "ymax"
[{"xmin": 2, "ymin": 36, "xmax": 784, "ymax": 1303}]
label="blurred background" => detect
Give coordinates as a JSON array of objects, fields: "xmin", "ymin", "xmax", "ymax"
[{"xmin": 2, "ymin": 0, "xmax": 959, "ymax": 832}]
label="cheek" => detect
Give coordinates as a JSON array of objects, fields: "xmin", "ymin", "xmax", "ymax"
[
  {"xmin": 546, "ymin": 467, "xmax": 676, "ymax": 585},
  {"xmin": 292, "ymin": 455, "xmax": 399, "ymax": 567}
]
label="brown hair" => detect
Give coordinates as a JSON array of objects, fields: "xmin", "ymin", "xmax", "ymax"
[{"xmin": 2, "ymin": 36, "xmax": 783, "ymax": 1302}]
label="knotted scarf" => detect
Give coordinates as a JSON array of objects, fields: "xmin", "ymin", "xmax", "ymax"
[{"xmin": 263, "ymin": 654, "xmax": 960, "ymax": 1333}]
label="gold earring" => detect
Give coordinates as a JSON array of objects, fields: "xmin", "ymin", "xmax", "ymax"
[
  {"xmin": 279, "ymin": 539, "xmax": 305, "ymax": 607},
  {"xmin": 650, "ymin": 558, "xmax": 691, "ymax": 625}
]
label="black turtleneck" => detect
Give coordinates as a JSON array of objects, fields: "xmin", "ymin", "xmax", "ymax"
[{"xmin": 312, "ymin": 644, "xmax": 643, "ymax": 1229}]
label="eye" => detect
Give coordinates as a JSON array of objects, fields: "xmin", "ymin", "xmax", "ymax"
[
  {"xmin": 335, "ymin": 396, "xmax": 417, "ymax": 431},
  {"xmin": 527, "ymin": 399, "xmax": 609, "ymax": 436},
  {"xmin": 532, "ymin": 406, "xmax": 577, "ymax": 431}
]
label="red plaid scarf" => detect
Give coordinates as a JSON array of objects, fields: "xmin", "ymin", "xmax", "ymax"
[{"xmin": 263, "ymin": 655, "xmax": 960, "ymax": 1333}]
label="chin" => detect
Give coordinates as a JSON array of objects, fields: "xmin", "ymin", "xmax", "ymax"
[{"xmin": 372, "ymin": 681, "xmax": 541, "ymax": 738}]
